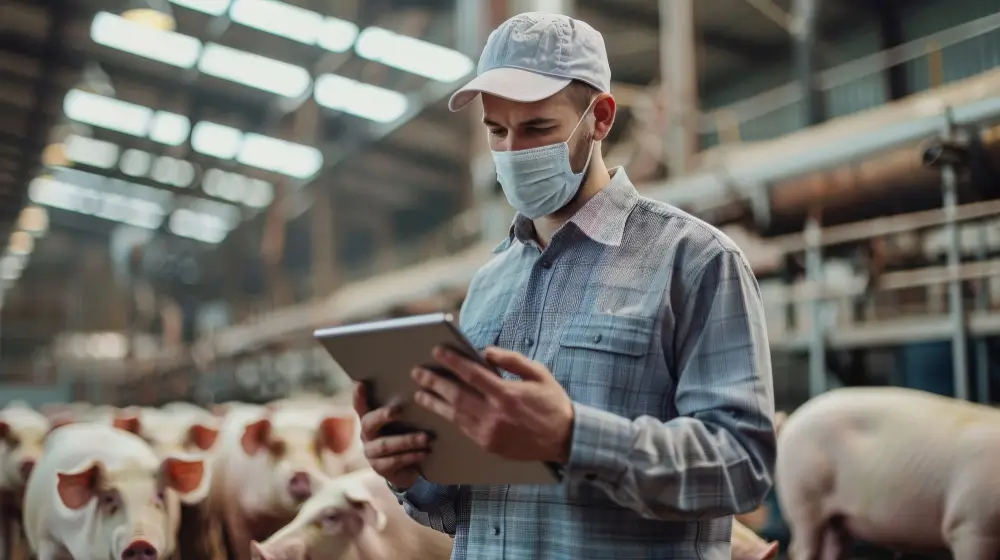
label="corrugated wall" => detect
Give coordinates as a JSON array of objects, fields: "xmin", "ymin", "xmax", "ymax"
[{"xmin": 700, "ymin": 0, "xmax": 1000, "ymax": 147}]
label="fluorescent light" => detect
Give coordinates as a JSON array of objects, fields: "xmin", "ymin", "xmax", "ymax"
[
  {"xmin": 151, "ymin": 156, "xmax": 196, "ymax": 187},
  {"xmin": 90, "ymin": 12, "xmax": 201, "ymax": 69},
  {"xmin": 191, "ymin": 121, "xmax": 243, "ymax": 159},
  {"xmin": 238, "ymin": 133, "xmax": 322, "ymax": 179},
  {"xmin": 203, "ymin": 168, "xmax": 273, "ymax": 208},
  {"xmin": 314, "ymin": 74, "xmax": 408, "ymax": 123},
  {"xmin": 198, "ymin": 43, "xmax": 311, "ymax": 98},
  {"xmin": 149, "ymin": 111, "xmax": 191, "ymax": 145},
  {"xmin": 317, "ymin": 17, "xmax": 359, "ymax": 53},
  {"xmin": 228, "ymin": 0, "xmax": 324, "ymax": 44},
  {"xmin": 64, "ymin": 89, "xmax": 152, "ymax": 137},
  {"xmin": 120, "ymin": 149, "xmax": 152, "ymax": 177},
  {"xmin": 64, "ymin": 135, "xmax": 119, "ymax": 169},
  {"xmin": 169, "ymin": 0, "xmax": 231, "ymax": 16},
  {"xmin": 169, "ymin": 208, "xmax": 229, "ymax": 243},
  {"xmin": 29, "ymin": 175, "xmax": 166, "ymax": 230},
  {"xmin": 355, "ymin": 27, "xmax": 474, "ymax": 83}
]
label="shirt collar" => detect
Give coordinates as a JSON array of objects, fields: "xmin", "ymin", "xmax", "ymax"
[{"xmin": 493, "ymin": 166, "xmax": 639, "ymax": 254}]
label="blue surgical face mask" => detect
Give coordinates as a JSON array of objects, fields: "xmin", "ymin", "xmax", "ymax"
[{"xmin": 491, "ymin": 100, "xmax": 596, "ymax": 220}]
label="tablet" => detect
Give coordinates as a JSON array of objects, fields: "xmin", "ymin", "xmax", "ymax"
[{"xmin": 313, "ymin": 312, "xmax": 560, "ymax": 486}]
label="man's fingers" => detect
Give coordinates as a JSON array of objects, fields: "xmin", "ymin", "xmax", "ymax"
[
  {"xmin": 359, "ymin": 404, "xmax": 401, "ymax": 441},
  {"xmin": 484, "ymin": 346, "xmax": 546, "ymax": 381},
  {"xmin": 364, "ymin": 432, "xmax": 431, "ymax": 459},
  {"xmin": 369, "ymin": 451, "xmax": 428, "ymax": 478},
  {"xmin": 352, "ymin": 382, "xmax": 369, "ymax": 417},
  {"xmin": 430, "ymin": 347, "xmax": 506, "ymax": 395},
  {"xmin": 414, "ymin": 389, "xmax": 457, "ymax": 423}
]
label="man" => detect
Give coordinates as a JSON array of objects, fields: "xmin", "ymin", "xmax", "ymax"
[{"xmin": 353, "ymin": 11, "xmax": 776, "ymax": 559}]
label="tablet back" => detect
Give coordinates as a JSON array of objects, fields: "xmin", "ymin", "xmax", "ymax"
[{"xmin": 314, "ymin": 313, "xmax": 559, "ymax": 486}]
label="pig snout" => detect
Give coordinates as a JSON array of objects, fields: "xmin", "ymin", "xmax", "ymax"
[
  {"xmin": 19, "ymin": 459, "xmax": 35, "ymax": 481},
  {"xmin": 121, "ymin": 539, "xmax": 158, "ymax": 560},
  {"xmin": 288, "ymin": 471, "xmax": 312, "ymax": 501}
]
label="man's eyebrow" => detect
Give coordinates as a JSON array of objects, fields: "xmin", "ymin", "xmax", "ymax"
[{"xmin": 482, "ymin": 117, "xmax": 558, "ymax": 127}]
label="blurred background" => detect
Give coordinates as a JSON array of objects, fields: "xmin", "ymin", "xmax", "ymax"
[{"xmin": 0, "ymin": 0, "xmax": 998, "ymax": 430}]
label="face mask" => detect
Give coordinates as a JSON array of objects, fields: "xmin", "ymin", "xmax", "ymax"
[{"xmin": 491, "ymin": 100, "xmax": 596, "ymax": 220}]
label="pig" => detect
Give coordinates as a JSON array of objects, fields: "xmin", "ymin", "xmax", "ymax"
[
  {"xmin": 111, "ymin": 406, "xmax": 221, "ymax": 459},
  {"xmin": 22, "ymin": 423, "xmax": 208, "ymax": 560},
  {"xmin": 0, "ymin": 404, "xmax": 52, "ymax": 490},
  {"xmin": 732, "ymin": 518, "xmax": 780, "ymax": 560},
  {"xmin": 776, "ymin": 386, "xmax": 1000, "ymax": 560},
  {"xmin": 249, "ymin": 468, "xmax": 452, "ymax": 560},
  {"xmin": 210, "ymin": 406, "xmax": 365, "ymax": 560}
]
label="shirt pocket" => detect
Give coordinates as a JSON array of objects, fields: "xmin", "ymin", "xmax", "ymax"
[{"xmin": 554, "ymin": 313, "xmax": 657, "ymax": 415}]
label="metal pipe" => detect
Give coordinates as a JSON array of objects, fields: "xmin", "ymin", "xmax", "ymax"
[
  {"xmin": 660, "ymin": 0, "xmax": 698, "ymax": 175},
  {"xmin": 805, "ymin": 216, "xmax": 826, "ymax": 396},
  {"xmin": 938, "ymin": 116, "xmax": 970, "ymax": 401},
  {"xmin": 792, "ymin": 0, "xmax": 825, "ymax": 126},
  {"xmin": 975, "ymin": 218, "xmax": 990, "ymax": 402}
]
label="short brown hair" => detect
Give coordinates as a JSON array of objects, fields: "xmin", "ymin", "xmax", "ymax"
[{"xmin": 563, "ymin": 79, "xmax": 600, "ymax": 112}]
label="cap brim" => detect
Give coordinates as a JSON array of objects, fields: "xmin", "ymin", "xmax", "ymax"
[{"xmin": 448, "ymin": 67, "xmax": 572, "ymax": 112}]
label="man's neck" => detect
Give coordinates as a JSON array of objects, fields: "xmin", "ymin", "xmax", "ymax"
[{"xmin": 532, "ymin": 158, "xmax": 612, "ymax": 247}]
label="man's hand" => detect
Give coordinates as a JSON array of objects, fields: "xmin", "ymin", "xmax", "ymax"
[
  {"xmin": 412, "ymin": 345, "xmax": 575, "ymax": 464},
  {"xmin": 352, "ymin": 382, "xmax": 431, "ymax": 490}
]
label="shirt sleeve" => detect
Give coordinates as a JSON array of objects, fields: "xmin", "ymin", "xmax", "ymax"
[
  {"xmin": 392, "ymin": 477, "xmax": 462, "ymax": 536},
  {"xmin": 562, "ymin": 247, "xmax": 777, "ymax": 520}
]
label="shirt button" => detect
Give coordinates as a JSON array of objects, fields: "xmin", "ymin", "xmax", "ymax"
[
  {"xmin": 593, "ymin": 333, "xmax": 602, "ymax": 343},
  {"xmin": 492, "ymin": 526, "xmax": 501, "ymax": 536},
  {"xmin": 524, "ymin": 337, "xmax": 534, "ymax": 347},
  {"xmin": 540, "ymin": 259, "xmax": 552, "ymax": 269}
]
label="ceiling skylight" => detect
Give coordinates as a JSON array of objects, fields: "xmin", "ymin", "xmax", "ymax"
[
  {"xmin": 313, "ymin": 74, "xmax": 409, "ymax": 123},
  {"xmin": 149, "ymin": 111, "xmax": 192, "ymax": 146},
  {"xmin": 228, "ymin": 0, "xmax": 324, "ymax": 44},
  {"xmin": 355, "ymin": 27, "xmax": 474, "ymax": 83},
  {"xmin": 203, "ymin": 168, "xmax": 274, "ymax": 209},
  {"xmin": 90, "ymin": 12, "xmax": 201, "ymax": 69},
  {"xmin": 317, "ymin": 17, "xmax": 360, "ymax": 53},
  {"xmin": 198, "ymin": 43, "xmax": 311, "ymax": 98}
]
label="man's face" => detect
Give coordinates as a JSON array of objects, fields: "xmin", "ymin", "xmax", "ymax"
[{"xmin": 482, "ymin": 92, "xmax": 593, "ymax": 174}]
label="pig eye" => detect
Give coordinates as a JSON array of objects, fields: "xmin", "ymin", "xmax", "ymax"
[
  {"xmin": 99, "ymin": 492, "xmax": 120, "ymax": 516},
  {"xmin": 316, "ymin": 511, "xmax": 343, "ymax": 532},
  {"xmin": 155, "ymin": 490, "xmax": 165, "ymax": 505}
]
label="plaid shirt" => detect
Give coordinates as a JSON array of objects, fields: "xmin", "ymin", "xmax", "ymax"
[{"xmin": 396, "ymin": 167, "xmax": 776, "ymax": 559}]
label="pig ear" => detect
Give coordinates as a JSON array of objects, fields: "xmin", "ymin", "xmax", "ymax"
[
  {"xmin": 161, "ymin": 457, "xmax": 209, "ymax": 504},
  {"xmin": 344, "ymin": 486, "xmax": 387, "ymax": 532},
  {"xmin": 44, "ymin": 416, "xmax": 75, "ymax": 440},
  {"xmin": 57, "ymin": 461, "xmax": 104, "ymax": 510},
  {"xmin": 112, "ymin": 410, "xmax": 142, "ymax": 435},
  {"xmin": 241, "ymin": 417, "xmax": 272, "ymax": 455},
  {"xmin": 210, "ymin": 404, "xmax": 229, "ymax": 417},
  {"xmin": 318, "ymin": 415, "xmax": 356, "ymax": 455},
  {"xmin": 188, "ymin": 422, "xmax": 220, "ymax": 451}
]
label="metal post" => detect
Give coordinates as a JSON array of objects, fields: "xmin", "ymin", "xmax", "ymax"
[
  {"xmin": 805, "ymin": 216, "xmax": 826, "ymax": 396},
  {"xmin": 791, "ymin": 0, "xmax": 825, "ymax": 126},
  {"xmin": 975, "ymin": 219, "xmax": 990, "ymax": 402},
  {"xmin": 940, "ymin": 119, "xmax": 969, "ymax": 401},
  {"xmin": 660, "ymin": 0, "xmax": 698, "ymax": 175}
]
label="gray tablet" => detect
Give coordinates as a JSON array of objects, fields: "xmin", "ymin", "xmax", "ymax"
[{"xmin": 313, "ymin": 312, "xmax": 560, "ymax": 486}]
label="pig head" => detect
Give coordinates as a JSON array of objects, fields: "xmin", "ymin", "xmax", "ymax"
[
  {"xmin": 55, "ymin": 454, "xmax": 208, "ymax": 559},
  {"xmin": 732, "ymin": 518, "xmax": 779, "ymax": 560},
  {"xmin": 113, "ymin": 407, "xmax": 221, "ymax": 462},
  {"xmin": 249, "ymin": 473, "xmax": 389, "ymax": 560},
  {"xmin": 0, "ymin": 413, "xmax": 71, "ymax": 490},
  {"xmin": 233, "ymin": 412, "xmax": 358, "ymax": 517}
]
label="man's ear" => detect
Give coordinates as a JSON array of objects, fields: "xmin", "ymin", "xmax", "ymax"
[{"xmin": 591, "ymin": 93, "xmax": 616, "ymax": 142}]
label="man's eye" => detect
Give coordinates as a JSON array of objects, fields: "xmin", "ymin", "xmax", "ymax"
[{"xmin": 489, "ymin": 128, "xmax": 505, "ymax": 136}]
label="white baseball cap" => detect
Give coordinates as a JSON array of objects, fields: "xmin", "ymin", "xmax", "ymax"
[{"xmin": 448, "ymin": 12, "xmax": 612, "ymax": 112}]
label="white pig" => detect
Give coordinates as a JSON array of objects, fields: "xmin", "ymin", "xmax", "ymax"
[
  {"xmin": 22, "ymin": 423, "xmax": 208, "ymax": 560},
  {"xmin": 732, "ymin": 519, "xmax": 779, "ymax": 560},
  {"xmin": 0, "ymin": 404, "xmax": 64, "ymax": 490},
  {"xmin": 776, "ymin": 386, "xmax": 1000, "ymax": 560},
  {"xmin": 111, "ymin": 406, "xmax": 221, "ymax": 459},
  {"xmin": 210, "ymin": 406, "xmax": 364, "ymax": 560},
  {"xmin": 249, "ymin": 468, "xmax": 452, "ymax": 560}
]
